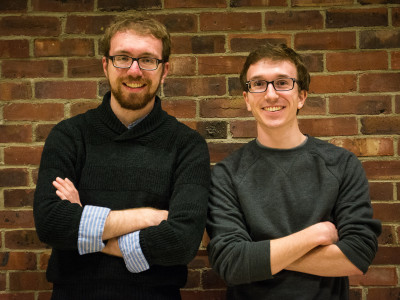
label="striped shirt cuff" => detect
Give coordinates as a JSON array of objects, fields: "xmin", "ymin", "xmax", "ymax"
[
  {"xmin": 78, "ymin": 205, "xmax": 110, "ymax": 255},
  {"xmin": 119, "ymin": 231, "xmax": 150, "ymax": 273}
]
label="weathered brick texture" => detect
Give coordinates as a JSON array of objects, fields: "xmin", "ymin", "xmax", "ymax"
[{"xmin": 0, "ymin": 1, "xmax": 398, "ymax": 298}]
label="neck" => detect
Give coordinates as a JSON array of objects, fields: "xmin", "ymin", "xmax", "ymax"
[
  {"xmin": 110, "ymin": 97, "xmax": 155, "ymax": 127},
  {"xmin": 256, "ymin": 123, "xmax": 306, "ymax": 149}
]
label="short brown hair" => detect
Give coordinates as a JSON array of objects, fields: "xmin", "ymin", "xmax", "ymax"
[
  {"xmin": 239, "ymin": 43, "xmax": 310, "ymax": 92},
  {"xmin": 101, "ymin": 14, "xmax": 171, "ymax": 62}
]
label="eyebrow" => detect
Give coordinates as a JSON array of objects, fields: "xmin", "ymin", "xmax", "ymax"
[
  {"xmin": 112, "ymin": 50, "xmax": 160, "ymax": 58},
  {"xmin": 249, "ymin": 74, "xmax": 292, "ymax": 81}
]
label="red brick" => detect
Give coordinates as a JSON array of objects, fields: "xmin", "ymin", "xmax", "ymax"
[
  {"xmin": 208, "ymin": 142, "xmax": 245, "ymax": 163},
  {"xmin": 302, "ymin": 53, "xmax": 324, "ymax": 72},
  {"xmin": 0, "ymin": 210, "xmax": 35, "ymax": 228},
  {"xmin": 392, "ymin": 51, "xmax": 400, "ymax": 69},
  {"xmin": 360, "ymin": 73, "xmax": 400, "ymax": 92},
  {"xmin": 326, "ymin": 8, "xmax": 388, "ymax": 28},
  {"xmin": 293, "ymin": 0, "xmax": 353, "ymax": 5},
  {"xmin": 0, "ymin": 40, "xmax": 29, "ymax": 58},
  {"xmin": 361, "ymin": 116, "xmax": 400, "ymax": 135},
  {"xmin": 372, "ymin": 203, "xmax": 400, "ymax": 222},
  {"xmin": 66, "ymin": 15, "xmax": 114, "ymax": 34},
  {"xmin": 295, "ymin": 32, "xmax": 356, "ymax": 50},
  {"xmin": 361, "ymin": 30, "xmax": 400, "ymax": 49},
  {"xmin": 373, "ymin": 246, "xmax": 400, "ymax": 264},
  {"xmin": 5, "ymin": 230, "xmax": 48, "ymax": 250},
  {"xmin": 228, "ymin": 77, "xmax": 243, "ymax": 96},
  {"xmin": 5, "ymin": 146, "xmax": 43, "ymax": 165},
  {"xmin": 0, "ymin": 125, "xmax": 32, "ymax": 143},
  {"xmin": 2, "ymin": 60, "xmax": 64, "ymax": 78},
  {"xmin": 10, "ymin": 271, "xmax": 52, "ymax": 291},
  {"xmin": 4, "ymin": 103, "xmax": 64, "ymax": 121},
  {"xmin": 0, "ymin": 273, "xmax": 5, "ymax": 290},
  {"xmin": 0, "ymin": 252, "xmax": 36, "ymax": 270},
  {"xmin": 71, "ymin": 101, "xmax": 100, "ymax": 117},
  {"xmin": 265, "ymin": 10, "xmax": 323, "ymax": 30},
  {"xmin": 0, "ymin": 82, "xmax": 32, "ymax": 101},
  {"xmin": 369, "ymin": 182, "xmax": 394, "ymax": 201},
  {"xmin": 363, "ymin": 161, "xmax": 400, "ymax": 180},
  {"xmin": 155, "ymin": 14, "xmax": 197, "ymax": 33},
  {"xmin": 329, "ymin": 138, "xmax": 394, "ymax": 157},
  {"xmin": 393, "ymin": 7, "xmax": 400, "ymax": 27},
  {"xmin": 180, "ymin": 290, "xmax": 226, "ymax": 300},
  {"xmin": 195, "ymin": 122, "xmax": 227, "ymax": 139},
  {"xmin": 97, "ymin": 0, "xmax": 161, "ymax": 11},
  {"xmin": 35, "ymin": 39, "xmax": 94, "ymax": 57},
  {"xmin": 349, "ymin": 267, "xmax": 397, "ymax": 286},
  {"xmin": 188, "ymin": 251, "xmax": 210, "ymax": 269},
  {"xmin": 38, "ymin": 292, "xmax": 52, "ymax": 300},
  {"xmin": 35, "ymin": 81, "xmax": 97, "ymax": 99},
  {"xmin": 165, "ymin": 0, "xmax": 226, "ymax": 8},
  {"xmin": 0, "ymin": 169, "xmax": 29, "ymax": 187},
  {"xmin": 329, "ymin": 95, "xmax": 391, "ymax": 115},
  {"xmin": 162, "ymin": 100, "xmax": 196, "ymax": 118},
  {"xmin": 349, "ymin": 288, "xmax": 362, "ymax": 300},
  {"xmin": 202, "ymin": 269, "xmax": 227, "ymax": 289},
  {"xmin": 35, "ymin": 124, "xmax": 56, "ymax": 142},
  {"xmin": 184, "ymin": 269, "xmax": 200, "ymax": 288},
  {"xmin": 169, "ymin": 56, "xmax": 196, "ymax": 76},
  {"xmin": 200, "ymin": 98, "xmax": 251, "ymax": 118},
  {"xmin": 32, "ymin": 0, "xmax": 93, "ymax": 11},
  {"xmin": 230, "ymin": 120, "xmax": 256, "ymax": 138},
  {"xmin": 201, "ymin": 232, "xmax": 210, "ymax": 249},
  {"xmin": 0, "ymin": 294, "xmax": 35, "ymax": 300},
  {"xmin": 231, "ymin": 0, "xmax": 286, "ymax": 6},
  {"xmin": 309, "ymin": 75, "xmax": 357, "ymax": 94},
  {"xmin": 367, "ymin": 288, "xmax": 400, "ymax": 300},
  {"xmin": 4, "ymin": 189, "xmax": 35, "ymax": 208},
  {"xmin": 0, "ymin": 0, "xmax": 28, "ymax": 12},
  {"xmin": 164, "ymin": 77, "xmax": 226, "ymax": 97},
  {"xmin": 299, "ymin": 117, "xmax": 358, "ymax": 137},
  {"xmin": 378, "ymin": 225, "xmax": 395, "ymax": 245},
  {"xmin": 198, "ymin": 56, "xmax": 246, "ymax": 75},
  {"xmin": 398, "ymin": 182, "xmax": 400, "ymax": 201},
  {"xmin": 39, "ymin": 252, "xmax": 51, "ymax": 270},
  {"xmin": 200, "ymin": 12, "xmax": 262, "ymax": 31},
  {"xmin": 301, "ymin": 96, "xmax": 326, "ymax": 115},
  {"xmin": 327, "ymin": 51, "xmax": 388, "ymax": 71},
  {"xmin": 0, "ymin": 16, "xmax": 60, "ymax": 36},
  {"xmin": 230, "ymin": 34, "xmax": 290, "ymax": 52},
  {"xmin": 68, "ymin": 58, "xmax": 103, "ymax": 78},
  {"xmin": 171, "ymin": 35, "xmax": 225, "ymax": 54}
]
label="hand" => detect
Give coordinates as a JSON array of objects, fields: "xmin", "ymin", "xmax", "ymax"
[
  {"xmin": 314, "ymin": 221, "xmax": 338, "ymax": 246},
  {"xmin": 52, "ymin": 177, "xmax": 82, "ymax": 207}
]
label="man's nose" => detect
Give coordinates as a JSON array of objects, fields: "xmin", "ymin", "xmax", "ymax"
[{"xmin": 127, "ymin": 60, "xmax": 143, "ymax": 75}]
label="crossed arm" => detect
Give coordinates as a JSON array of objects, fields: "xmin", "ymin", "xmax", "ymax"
[{"xmin": 52, "ymin": 177, "xmax": 168, "ymax": 257}]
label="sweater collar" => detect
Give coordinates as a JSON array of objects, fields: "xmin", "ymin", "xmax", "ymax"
[{"xmin": 93, "ymin": 91, "xmax": 168, "ymax": 140}]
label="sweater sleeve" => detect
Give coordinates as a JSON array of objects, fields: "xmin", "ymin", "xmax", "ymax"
[
  {"xmin": 139, "ymin": 131, "xmax": 211, "ymax": 266},
  {"xmin": 334, "ymin": 153, "xmax": 381, "ymax": 274},
  {"xmin": 206, "ymin": 161, "xmax": 271, "ymax": 285},
  {"xmin": 33, "ymin": 121, "xmax": 85, "ymax": 250}
]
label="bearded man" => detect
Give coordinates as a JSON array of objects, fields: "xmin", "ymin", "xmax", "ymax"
[{"xmin": 33, "ymin": 15, "xmax": 210, "ymax": 300}]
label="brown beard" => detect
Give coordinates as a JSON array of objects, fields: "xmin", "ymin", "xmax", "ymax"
[{"xmin": 110, "ymin": 77, "xmax": 159, "ymax": 111}]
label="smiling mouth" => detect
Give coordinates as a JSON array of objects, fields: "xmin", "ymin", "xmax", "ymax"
[
  {"xmin": 124, "ymin": 82, "xmax": 145, "ymax": 89},
  {"xmin": 264, "ymin": 106, "xmax": 284, "ymax": 112}
]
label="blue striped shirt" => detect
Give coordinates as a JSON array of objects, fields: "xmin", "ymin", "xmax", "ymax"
[{"xmin": 78, "ymin": 205, "xmax": 149, "ymax": 273}]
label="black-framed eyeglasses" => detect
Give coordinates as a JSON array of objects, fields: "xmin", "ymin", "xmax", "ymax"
[
  {"xmin": 108, "ymin": 55, "xmax": 164, "ymax": 71},
  {"xmin": 246, "ymin": 78, "xmax": 297, "ymax": 93}
]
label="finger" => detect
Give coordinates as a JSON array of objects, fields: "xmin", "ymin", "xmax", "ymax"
[
  {"xmin": 53, "ymin": 180, "xmax": 70, "ymax": 198},
  {"xmin": 55, "ymin": 190, "xmax": 67, "ymax": 200}
]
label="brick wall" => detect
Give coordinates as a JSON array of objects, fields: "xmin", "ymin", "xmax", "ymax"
[{"xmin": 0, "ymin": 0, "xmax": 399, "ymax": 299}]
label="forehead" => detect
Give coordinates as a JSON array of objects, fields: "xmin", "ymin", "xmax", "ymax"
[
  {"xmin": 110, "ymin": 30, "xmax": 163, "ymax": 57},
  {"xmin": 247, "ymin": 59, "xmax": 297, "ymax": 80}
]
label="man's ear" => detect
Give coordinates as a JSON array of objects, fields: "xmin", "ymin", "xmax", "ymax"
[
  {"xmin": 102, "ymin": 56, "xmax": 109, "ymax": 79},
  {"xmin": 243, "ymin": 91, "xmax": 252, "ymax": 112},
  {"xmin": 161, "ymin": 62, "xmax": 170, "ymax": 84},
  {"xmin": 297, "ymin": 90, "xmax": 307, "ymax": 110}
]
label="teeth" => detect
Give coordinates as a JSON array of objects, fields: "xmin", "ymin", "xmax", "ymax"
[
  {"xmin": 125, "ymin": 83, "xmax": 144, "ymax": 88},
  {"xmin": 264, "ymin": 106, "xmax": 283, "ymax": 112}
]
